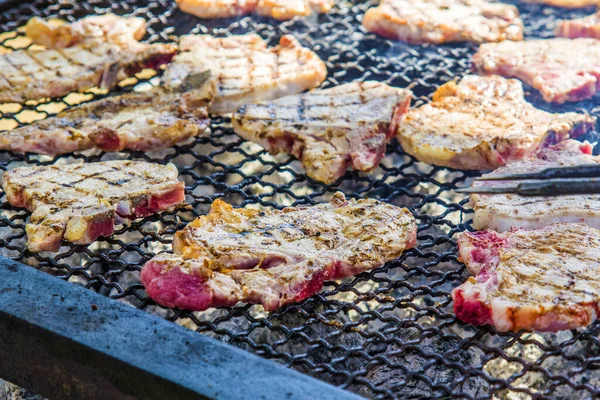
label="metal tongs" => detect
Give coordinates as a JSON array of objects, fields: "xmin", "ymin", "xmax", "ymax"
[{"xmin": 456, "ymin": 164, "xmax": 600, "ymax": 196}]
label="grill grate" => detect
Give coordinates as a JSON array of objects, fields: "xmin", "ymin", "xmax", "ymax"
[{"xmin": 1, "ymin": 1, "xmax": 600, "ymax": 398}]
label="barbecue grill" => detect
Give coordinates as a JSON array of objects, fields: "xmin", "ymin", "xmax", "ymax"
[{"xmin": 1, "ymin": 0, "xmax": 600, "ymax": 399}]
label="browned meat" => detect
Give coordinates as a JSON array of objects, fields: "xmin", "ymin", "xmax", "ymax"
[
  {"xmin": 470, "ymin": 140, "xmax": 600, "ymax": 232},
  {"xmin": 453, "ymin": 223, "xmax": 600, "ymax": 332},
  {"xmin": 0, "ymin": 14, "xmax": 175, "ymax": 104},
  {"xmin": 557, "ymin": 11, "xmax": 600, "ymax": 39},
  {"xmin": 0, "ymin": 78, "xmax": 212, "ymax": 155},
  {"xmin": 175, "ymin": 0, "xmax": 334, "ymax": 20},
  {"xmin": 362, "ymin": 0, "xmax": 523, "ymax": 44},
  {"xmin": 162, "ymin": 34, "xmax": 327, "ymax": 114},
  {"xmin": 396, "ymin": 75, "xmax": 595, "ymax": 170},
  {"xmin": 24, "ymin": 14, "xmax": 147, "ymax": 48},
  {"xmin": 2, "ymin": 161, "xmax": 185, "ymax": 252},
  {"xmin": 141, "ymin": 192, "xmax": 417, "ymax": 311},
  {"xmin": 472, "ymin": 38, "xmax": 600, "ymax": 103},
  {"xmin": 232, "ymin": 81, "xmax": 412, "ymax": 184}
]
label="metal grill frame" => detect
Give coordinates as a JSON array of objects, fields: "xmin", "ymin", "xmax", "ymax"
[{"xmin": 1, "ymin": 1, "xmax": 600, "ymax": 399}]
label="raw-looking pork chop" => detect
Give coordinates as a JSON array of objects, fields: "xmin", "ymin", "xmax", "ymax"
[
  {"xmin": 0, "ymin": 16, "xmax": 175, "ymax": 103},
  {"xmin": 25, "ymin": 13, "xmax": 147, "ymax": 48},
  {"xmin": 396, "ymin": 75, "xmax": 595, "ymax": 170},
  {"xmin": 175, "ymin": 0, "xmax": 334, "ymax": 20},
  {"xmin": 0, "ymin": 74, "xmax": 212, "ymax": 155},
  {"xmin": 141, "ymin": 192, "xmax": 417, "ymax": 311},
  {"xmin": 232, "ymin": 81, "xmax": 412, "ymax": 184},
  {"xmin": 557, "ymin": 11, "xmax": 600, "ymax": 39},
  {"xmin": 162, "ymin": 34, "xmax": 327, "ymax": 114},
  {"xmin": 472, "ymin": 38, "xmax": 600, "ymax": 103},
  {"xmin": 362, "ymin": 0, "xmax": 523, "ymax": 44},
  {"xmin": 470, "ymin": 140, "xmax": 600, "ymax": 232},
  {"xmin": 2, "ymin": 161, "xmax": 185, "ymax": 252},
  {"xmin": 525, "ymin": 0, "xmax": 600, "ymax": 8},
  {"xmin": 453, "ymin": 223, "xmax": 600, "ymax": 332}
]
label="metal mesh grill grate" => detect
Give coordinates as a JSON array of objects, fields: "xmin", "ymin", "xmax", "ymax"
[{"xmin": 1, "ymin": 1, "xmax": 600, "ymax": 398}]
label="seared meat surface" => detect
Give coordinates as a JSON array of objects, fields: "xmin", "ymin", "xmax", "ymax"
[
  {"xmin": 0, "ymin": 84, "xmax": 211, "ymax": 155},
  {"xmin": 162, "ymin": 34, "xmax": 326, "ymax": 114},
  {"xmin": 472, "ymin": 38, "xmax": 600, "ymax": 103},
  {"xmin": 0, "ymin": 15, "xmax": 175, "ymax": 104},
  {"xmin": 557, "ymin": 11, "xmax": 600, "ymax": 39},
  {"xmin": 141, "ymin": 192, "xmax": 417, "ymax": 311},
  {"xmin": 2, "ymin": 161, "xmax": 185, "ymax": 252},
  {"xmin": 362, "ymin": 0, "xmax": 523, "ymax": 44},
  {"xmin": 396, "ymin": 75, "xmax": 595, "ymax": 170},
  {"xmin": 453, "ymin": 223, "xmax": 600, "ymax": 332},
  {"xmin": 232, "ymin": 81, "xmax": 412, "ymax": 184},
  {"xmin": 175, "ymin": 0, "xmax": 334, "ymax": 20},
  {"xmin": 470, "ymin": 140, "xmax": 600, "ymax": 232},
  {"xmin": 25, "ymin": 14, "xmax": 147, "ymax": 48}
]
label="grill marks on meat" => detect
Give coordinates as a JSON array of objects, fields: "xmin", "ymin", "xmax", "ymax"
[
  {"xmin": 24, "ymin": 14, "xmax": 147, "ymax": 49},
  {"xmin": 232, "ymin": 81, "xmax": 412, "ymax": 184},
  {"xmin": 141, "ymin": 192, "xmax": 417, "ymax": 311},
  {"xmin": 557, "ymin": 11, "xmax": 600, "ymax": 39},
  {"xmin": 162, "ymin": 34, "xmax": 326, "ymax": 114},
  {"xmin": 472, "ymin": 38, "xmax": 600, "ymax": 103},
  {"xmin": 2, "ymin": 161, "xmax": 185, "ymax": 252},
  {"xmin": 0, "ymin": 87, "xmax": 211, "ymax": 155},
  {"xmin": 0, "ymin": 16, "xmax": 175, "ymax": 104},
  {"xmin": 362, "ymin": 0, "xmax": 523, "ymax": 44},
  {"xmin": 453, "ymin": 224, "xmax": 600, "ymax": 332},
  {"xmin": 470, "ymin": 140, "xmax": 600, "ymax": 232},
  {"xmin": 175, "ymin": 0, "xmax": 334, "ymax": 21},
  {"xmin": 396, "ymin": 75, "xmax": 595, "ymax": 170}
]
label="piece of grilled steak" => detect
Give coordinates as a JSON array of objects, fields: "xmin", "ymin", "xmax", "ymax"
[
  {"xmin": 0, "ymin": 15, "xmax": 175, "ymax": 104},
  {"xmin": 2, "ymin": 161, "xmax": 185, "ymax": 252},
  {"xmin": 25, "ymin": 14, "xmax": 147, "ymax": 48},
  {"xmin": 396, "ymin": 75, "xmax": 595, "ymax": 170},
  {"xmin": 362, "ymin": 0, "xmax": 523, "ymax": 44},
  {"xmin": 453, "ymin": 223, "xmax": 600, "ymax": 332},
  {"xmin": 0, "ymin": 83, "xmax": 211, "ymax": 155},
  {"xmin": 472, "ymin": 38, "xmax": 600, "ymax": 103},
  {"xmin": 525, "ymin": 0, "xmax": 600, "ymax": 8},
  {"xmin": 162, "ymin": 34, "xmax": 326, "ymax": 114},
  {"xmin": 175, "ymin": 0, "xmax": 334, "ymax": 20},
  {"xmin": 141, "ymin": 192, "xmax": 417, "ymax": 311},
  {"xmin": 557, "ymin": 11, "xmax": 600, "ymax": 39},
  {"xmin": 470, "ymin": 140, "xmax": 600, "ymax": 232},
  {"xmin": 232, "ymin": 81, "xmax": 412, "ymax": 184}
]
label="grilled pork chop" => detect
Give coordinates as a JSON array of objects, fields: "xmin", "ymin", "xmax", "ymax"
[
  {"xmin": 472, "ymin": 38, "xmax": 600, "ymax": 103},
  {"xmin": 141, "ymin": 192, "xmax": 417, "ymax": 311},
  {"xmin": 2, "ymin": 161, "xmax": 185, "ymax": 252},
  {"xmin": 0, "ymin": 82, "xmax": 211, "ymax": 155},
  {"xmin": 232, "ymin": 81, "xmax": 412, "ymax": 184},
  {"xmin": 453, "ymin": 223, "xmax": 600, "ymax": 332},
  {"xmin": 557, "ymin": 11, "xmax": 600, "ymax": 39},
  {"xmin": 396, "ymin": 75, "xmax": 595, "ymax": 170},
  {"xmin": 162, "ymin": 34, "xmax": 326, "ymax": 114},
  {"xmin": 25, "ymin": 14, "xmax": 147, "ymax": 48},
  {"xmin": 176, "ymin": 0, "xmax": 334, "ymax": 20},
  {"xmin": 0, "ymin": 15, "xmax": 175, "ymax": 104},
  {"xmin": 470, "ymin": 140, "xmax": 600, "ymax": 232},
  {"xmin": 362, "ymin": 0, "xmax": 523, "ymax": 44}
]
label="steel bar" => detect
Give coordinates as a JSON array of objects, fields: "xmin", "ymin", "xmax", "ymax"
[{"xmin": 457, "ymin": 178, "xmax": 600, "ymax": 196}]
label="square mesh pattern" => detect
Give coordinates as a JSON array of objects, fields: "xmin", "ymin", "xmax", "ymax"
[{"xmin": 1, "ymin": 1, "xmax": 600, "ymax": 398}]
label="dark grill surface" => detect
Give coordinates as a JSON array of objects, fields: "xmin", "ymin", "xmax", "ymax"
[{"xmin": 1, "ymin": 1, "xmax": 600, "ymax": 399}]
